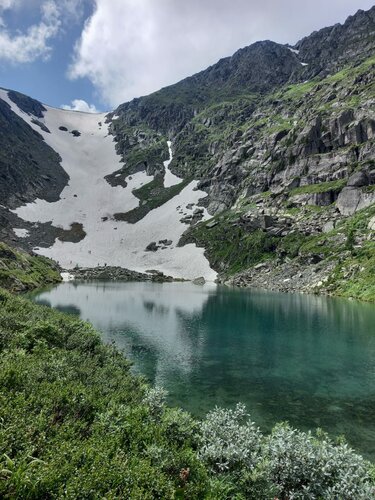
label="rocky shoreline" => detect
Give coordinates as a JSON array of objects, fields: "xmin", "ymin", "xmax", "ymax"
[
  {"xmin": 222, "ymin": 259, "xmax": 336, "ymax": 296},
  {"xmin": 67, "ymin": 266, "xmax": 179, "ymax": 283}
]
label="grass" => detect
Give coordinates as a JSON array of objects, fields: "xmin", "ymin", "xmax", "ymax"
[
  {"xmin": 280, "ymin": 80, "xmax": 318, "ymax": 100},
  {"xmin": 289, "ymin": 179, "xmax": 347, "ymax": 197},
  {"xmin": 322, "ymin": 206, "xmax": 375, "ymax": 301},
  {"xmin": 181, "ymin": 213, "xmax": 279, "ymax": 275},
  {"xmin": 328, "ymin": 242, "xmax": 375, "ymax": 302},
  {"xmin": 0, "ymin": 242, "xmax": 61, "ymax": 292}
]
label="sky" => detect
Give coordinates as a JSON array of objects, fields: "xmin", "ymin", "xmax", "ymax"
[{"xmin": 0, "ymin": 0, "xmax": 374, "ymax": 112}]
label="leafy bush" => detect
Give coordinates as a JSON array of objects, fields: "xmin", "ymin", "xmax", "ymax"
[
  {"xmin": 198, "ymin": 407, "xmax": 375, "ymax": 499},
  {"xmin": 266, "ymin": 424, "xmax": 374, "ymax": 499},
  {"xmin": 199, "ymin": 403, "xmax": 261, "ymax": 473}
]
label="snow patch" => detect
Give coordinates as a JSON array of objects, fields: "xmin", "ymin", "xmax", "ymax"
[
  {"xmin": 163, "ymin": 140, "xmax": 182, "ymax": 188},
  {"xmin": 288, "ymin": 47, "xmax": 299, "ymax": 54},
  {"xmin": 13, "ymin": 228, "xmax": 29, "ymax": 238},
  {"xmin": 61, "ymin": 272, "xmax": 75, "ymax": 282},
  {"xmin": 0, "ymin": 89, "xmax": 216, "ymax": 281}
]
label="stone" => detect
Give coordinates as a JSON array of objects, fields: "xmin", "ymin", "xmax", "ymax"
[
  {"xmin": 261, "ymin": 215, "xmax": 274, "ymax": 229},
  {"xmin": 192, "ymin": 276, "xmax": 205, "ymax": 285},
  {"xmin": 336, "ymin": 187, "xmax": 361, "ymax": 215},
  {"xmin": 347, "ymin": 170, "xmax": 369, "ymax": 187},
  {"xmin": 322, "ymin": 221, "xmax": 336, "ymax": 233},
  {"xmin": 337, "ymin": 187, "xmax": 375, "ymax": 215},
  {"xmin": 145, "ymin": 241, "xmax": 158, "ymax": 252},
  {"xmin": 193, "ymin": 208, "xmax": 204, "ymax": 215},
  {"xmin": 368, "ymin": 216, "xmax": 375, "ymax": 231},
  {"xmin": 206, "ymin": 220, "xmax": 218, "ymax": 229}
]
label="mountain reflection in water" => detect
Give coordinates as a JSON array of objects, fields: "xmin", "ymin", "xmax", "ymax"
[{"xmin": 30, "ymin": 281, "xmax": 375, "ymax": 460}]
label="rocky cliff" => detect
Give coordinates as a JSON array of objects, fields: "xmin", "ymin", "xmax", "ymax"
[
  {"xmin": 0, "ymin": 90, "xmax": 68, "ymax": 209},
  {"xmin": 107, "ymin": 6, "xmax": 375, "ymax": 299}
]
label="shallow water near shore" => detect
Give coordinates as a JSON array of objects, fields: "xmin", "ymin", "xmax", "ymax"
[{"xmin": 29, "ymin": 281, "xmax": 375, "ymax": 460}]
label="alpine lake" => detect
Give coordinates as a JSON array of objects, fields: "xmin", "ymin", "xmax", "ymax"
[{"xmin": 28, "ymin": 280, "xmax": 375, "ymax": 460}]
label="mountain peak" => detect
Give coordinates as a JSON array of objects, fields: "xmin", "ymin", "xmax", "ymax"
[{"xmin": 295, "ymin": 5, "xmax": 375, "ymax": 79}]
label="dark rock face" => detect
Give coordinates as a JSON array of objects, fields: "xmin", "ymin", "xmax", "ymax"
[
  {"xmin": 347, "ymin": 170, "xmax": 369, "ymax": 187},
  {"xmin": 145, "ymin": 241, "xmax": 158, "ymax": 252},
  {"xmin": 0, "ymin": 98, "xmax": 69, "ymax": 209},
  {"xmin": 7, "ymin": 89, "xmax": 46, "ymax": 118},
  {"xmin": 295, "ymin": 7, "xmax": 375, "ymax": 80},
  {"xmin": 187, "ymin": 40, "xmax": 301, "ymax": 96},
  {"xmin": 112, "ymin": 41, "xmax": 301, "ymax": 136}
]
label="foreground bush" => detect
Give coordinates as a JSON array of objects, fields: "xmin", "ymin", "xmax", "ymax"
[{"xmin": 0, "ymin": 289, "xmax": 374, "ymax": 498}]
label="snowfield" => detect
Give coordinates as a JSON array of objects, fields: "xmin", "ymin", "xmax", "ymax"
[{"xmin": 0, "ymin": 89, "xmax": 217, "ymax": 281}]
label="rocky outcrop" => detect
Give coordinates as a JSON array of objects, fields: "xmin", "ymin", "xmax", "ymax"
[
  {"xmin": 227, "ymin": 259, "xmax": 336, "ymax": 295},
  {"xmin": 295, "ymin": 6, "xmax": 375, "ymax": 80},
  {"xmin": 0, "ymin": 97, "xmax": 69, "ymax": 209},
  {"xmin": 70, "ymin": 266, "xmax": 174, "ymax": 282},
  {"xmin": 337, "ymin": 187, "xmax": 375, "ymax": 215}
]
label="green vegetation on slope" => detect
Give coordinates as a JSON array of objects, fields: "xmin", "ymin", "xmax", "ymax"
[
  {"xmin": 180, "ymin": 212, "xmax": 279, "ymax": 275},
  {"xmin": 324, "ymin": 207, "xmax": 375, "ymax": 302},
  {"xmin": 289, "ymin": 179, "xmax": 347, "ymax": 197},
  {"xmin": 184, "ymin": 205, "xmax": 375, "ymax": 302},
  {"xmin": 177, "ymin": 54, "xmax": 375, "ymax": 179},
  {"xmin": 114, "ymin": 175, "xmax": 190, "ymax": 224},
  {"xmin": 0, "ymin": 242, "xmax": 61, "ymax": 292},
  {"xmin": 0, "ymin": 290, "xmax": 374, "ymax": 498}
]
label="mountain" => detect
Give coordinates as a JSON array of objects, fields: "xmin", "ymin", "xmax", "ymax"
[{"xmin": 0, "ymin": 6, "xmax": 374, "ymax": 298}]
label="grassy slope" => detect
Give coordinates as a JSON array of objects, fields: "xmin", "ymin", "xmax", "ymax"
[
  {"xmin": 0, "ymin": 242, "xmax": 61, "ymax": 292},
  {"xmin": 184, "ymin": 205, "xmax": 375, "ymax": 302},
  {"xmin": 0, "ymin": 289, "xmax": 207, "ymax": 498},
  {"xmin": 114, "ymin": 175, "xmax": 190, "ymax": 224}
]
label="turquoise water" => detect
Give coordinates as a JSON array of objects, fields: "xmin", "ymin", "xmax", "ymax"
[{"xmin": 30, "ymin": 281, "xmax": 375, "ymax": 459}]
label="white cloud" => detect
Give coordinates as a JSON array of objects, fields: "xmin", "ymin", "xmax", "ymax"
[
  {"xmin": 0, "ymin": 0, "xmax": 86, "ymax": 64},
  {"xmin": 61, "ymin": 98, "xmax": 99, "ymax": 113},
  {"xmin": 0, "ymin": 0, "xmax": 21, "ymax": 10},
  {"xmin": 0, "ymin": 2, "xmax": 60, "ymax": 63},
  {"xmin": 69, "ymin": 0, "xmax": 375, "ymax": 107}
]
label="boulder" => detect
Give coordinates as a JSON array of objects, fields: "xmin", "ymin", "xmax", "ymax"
[
  {"xmin": 347, "ymin": 170, "xmax": 369, "ymax": 187},
  {"xmin": 337, "ymin": 187, "xmax": 375, "ymax": 215},
  {"xmin": 193, "ymin": 276, "xmax": 205, "ymax": 285},
  {"xmin": 145, "ymin": 241, "xmax": 158, "ymax": 252},
  {"xmin": 336, "ymin": 187, "xmax": 361, "ymax": 215},
  {"xmin": 368, "ymin": 216, "xmax": 375, "ymax": 231},
  {"xmin": 206, "ymin": 220, "xmax": 218, "ymax": 229},
  {"xmin": 323, "ymin": 221, "xmax": 336, "ymax": 233}
]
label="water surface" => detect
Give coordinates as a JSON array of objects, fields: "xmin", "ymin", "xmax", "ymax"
[{"xmin": 30, "ymin": 281, "xmax": 375, "ymax": 459}]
